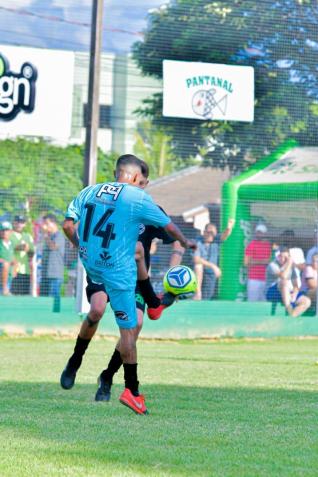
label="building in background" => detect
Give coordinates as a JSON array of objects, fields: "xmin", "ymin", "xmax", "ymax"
[
  {"xmin": 147, "ymin": 166, "xmax": 230, "ymax": 232},
  {"xmin": 0, "ymin": 45, "xmax": 161, "ymax": 154}
]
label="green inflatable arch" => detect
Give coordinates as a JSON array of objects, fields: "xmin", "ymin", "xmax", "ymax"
[{"xmin": 219, "ymin": 140, "xmax": 318, "ymax": 300}]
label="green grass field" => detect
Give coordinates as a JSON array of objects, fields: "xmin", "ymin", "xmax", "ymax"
[{"xmin": 1, "ymin": 336, "xmax": 318, "ymax": 477}]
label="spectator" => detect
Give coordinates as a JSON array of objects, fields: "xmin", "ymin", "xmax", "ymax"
[
  {"xmin": 265, "ymin": 246, "xmax": 311, "ymax": 318},
  {"xmin": 306, "ymin": 244, "xmax": 318, "ymax": 265},
  {"xmin": 10, "ymin": 215, "xmax": 35, "ymax": 295},
  {"xmin": 244, "ymin": 223, "xmax": 272, "ymax": 301},
  {"xmin": 193, "ymin": 219, "xmax": 234, "ymax": 300},
  {"xmin": 279, "ymin": 229, "xmax": 305, "ymax": 288},
  {"xmin": 301, "ymin": 252, "xmax": 318, "ymax": 308},
  {"xmin": 0, "ymin": 221, "xmax": 15, "ymax": 295},
  {"xmin": 41, "ymin": 214, "xmax": 65, "ymax": 312}
]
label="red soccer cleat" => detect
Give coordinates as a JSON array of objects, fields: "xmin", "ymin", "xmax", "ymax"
[
  {"xmin": 119, "ymin": 388, "xmax": 148, "ymax": 415},
  {"xmin": 147, "ymin": 292, "xmax": 176, "ymax": 320}
]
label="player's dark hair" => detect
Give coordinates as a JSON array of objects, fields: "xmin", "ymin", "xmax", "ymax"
[
  {"xmin": 116, "ymin": 154, "xmax": 149, "ymax": 178},
  {"xmin": 43, "ymin": 213, "xmax": 57, "ymax": 223},
  {"xmin": 140, "ymin": 159, "xmax": 149, "ymax": 178},
  {"xmin": 116, "ymin": 154, "xmax": 141, "ymax": 170}
]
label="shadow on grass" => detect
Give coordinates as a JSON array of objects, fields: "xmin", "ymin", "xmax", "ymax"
[{"xmin": 1, "ymin": 381, "xmax": 318, "ymax": 476}]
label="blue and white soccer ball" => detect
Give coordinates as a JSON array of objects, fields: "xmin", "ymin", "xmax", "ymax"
[{"xmin": 163, "ymin": 265, "xmax": 197, "ymax": 297}]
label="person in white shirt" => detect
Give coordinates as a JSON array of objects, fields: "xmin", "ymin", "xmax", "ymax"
[{"xmin": 279, "ymin": 230, "xmax": 305, "ymax": 288}]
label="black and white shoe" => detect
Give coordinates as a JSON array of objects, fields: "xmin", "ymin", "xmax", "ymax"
[
  {"xmin": 60, "ymin": 363, "xmax": 77, "ymax": 390},
  {"xmin": 95, "ymin": 375, "xmax": 112, "ymax": 402}
]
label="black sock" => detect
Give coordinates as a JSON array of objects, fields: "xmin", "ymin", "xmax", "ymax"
[
  {"xmin": 137, "ymin": 277, "xmax": 160, "ymax": 308},
  {"xmin": 123, "ymin": 363, "xmax": 139, "ymax": 396},
  {"xmin": 100, "ymin": 348, "xmax": 123, "ymax": 384},
  {"xmin": 68, "ymin": 335, "xmax": 91, "ymax": 370}
]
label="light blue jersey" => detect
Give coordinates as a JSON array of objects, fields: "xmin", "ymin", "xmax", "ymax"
[{"xmin": 66, "ymin": 182, "xmax": 171, "ymax": 291}]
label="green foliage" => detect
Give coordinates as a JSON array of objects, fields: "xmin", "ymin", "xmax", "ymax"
[
  {"xmin": 133, "ymin": 0, "xmax": 318, "ymax": 172},
  {"xmin": 133, "ymin": 120, "xmax": 195, "ymax": 178},
  {"xmin": 0, "ymin": 138, "xmax": 116, "ymax": 219}
]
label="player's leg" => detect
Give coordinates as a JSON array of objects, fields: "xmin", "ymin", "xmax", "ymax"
[
  {"xmin": 135, "ymin": 241, "xmax": 160, "ymax": 308},
  {"xmin": 108, "ymin": 287, "xmax": 148, "ymax": 415},
  {"xmin": 135, "ymin": 240, "xmax": 175, "ymax": 319},
  {"xmin": 60, "ymin": 288, "xmax": 107, "ymax": 389},
  {"xmin": 95, "ymin": 246, "xmax": 151, "ymax": 401},
  {"xmin": 95, "ymin": 298, "xmax": 145, "ymax": 401}
]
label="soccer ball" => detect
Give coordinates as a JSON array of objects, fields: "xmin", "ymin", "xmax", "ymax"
[{"xmin": 163, "ymin": 266, "xmax": 197, "ymax": 297}]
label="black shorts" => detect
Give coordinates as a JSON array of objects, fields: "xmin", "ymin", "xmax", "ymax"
[
  {"xmin": 86, "ymin": 281, "xmax": 109, "ymax": 304},
  {"xmin": 86, "ymin": 280, "xmax": 146, "ymax": 313}
]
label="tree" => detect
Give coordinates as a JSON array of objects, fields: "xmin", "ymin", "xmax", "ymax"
[
  {"xmin": 0, "ymin": 138, "xmax": 116, "ymax": 219},
  {"xmin": 133, "ymin": 120, "xmax": 194, "ymax": 177},
  {"xmin": 133, "ymin": 0, "xmax": 318, "ymax": 172}
]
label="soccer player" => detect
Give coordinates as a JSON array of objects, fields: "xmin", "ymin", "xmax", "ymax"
[
  {"xmin": 60, "ymin": 162, "xmax": 184, "ymax": 402},
  {"xmin": 61, "ymin": 155, "xmax": 195, "ymax": 414}
]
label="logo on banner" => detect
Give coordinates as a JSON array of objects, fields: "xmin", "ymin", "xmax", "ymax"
[
  {"xmin": 192, "ymin": 89, "xmax": 228, "ymax": 119},
  {"xmin": 0, "ymin": 53, "xmax": 37, "ymax": 121},
  {"xmin": 186, "ymin": 76, "xmax": 233, "ymax": 120}
]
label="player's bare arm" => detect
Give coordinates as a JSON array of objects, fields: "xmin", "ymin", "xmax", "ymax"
[
  {"xmin": 62, "ymin": 218, "xmax": 79, "ymax": 248},
  {"xmin": 169, "ymin": 241, "xmax": 185, "ymax": 267},
  {"xmin": 164, "ymin": 222, "xmax": 196, "ymax": 250}
]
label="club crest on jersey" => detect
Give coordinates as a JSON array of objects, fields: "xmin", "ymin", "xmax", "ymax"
[{"xmin": 79, "ymin": 246, "xmax": 88, "ymax": 260}]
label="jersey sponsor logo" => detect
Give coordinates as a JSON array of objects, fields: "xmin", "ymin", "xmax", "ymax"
[
  {"xmin": 99, "ymin": 251, "xmax": 112, "ymax": 261},
  {"xmin": 96, "ymin": 183, "xmax": 123, "ymax": 201},
  {"xmin": 94, "ymin": 257, "xmax": 114, "ymax": 268},
  {"xmin": 138, "ymin": 223, "xmax": 145, "ymax": 235},
  {"xmin": 0, "ymin": 53, "xmax": 37, "ymax": 121},
  {"xmin": 115, "ymin": 310, "xmax": 129, "ymax": 321}
]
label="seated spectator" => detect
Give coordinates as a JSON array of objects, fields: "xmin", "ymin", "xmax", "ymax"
[
  {"xmin": 301, "ymin": 252, "xmax": 318, "ymax": 308},
  {"xmin": 10, "ymin": 215, "xmax": 35, "ymax": 295},
  {"xmin": 279, "ymin": 229, "xmax": 305, "ymax": 288},
  {"xmin": 265, "ymin": 246, "xmax": 311, "ymax": 318},
  {"xmin": 41, "ymin": 214, "xmax": 65, "ymax": 312},
  {"xmin": 193, "ymin": 219, "xmax": 234, "ymax": 300},
  {"xmin": 0, "ymin": 221, "xmax": 16, "ymax": 296},
  {"xmin": 244, "ymin": 223, "xmax": 272, "ymax": 301}
]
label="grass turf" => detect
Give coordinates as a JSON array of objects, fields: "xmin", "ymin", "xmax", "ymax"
[{"xmin": 1, "ymin": 336, "xmax": 318, "ymax": 476}]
